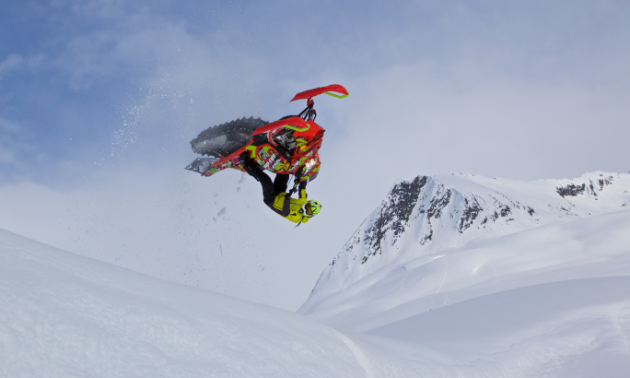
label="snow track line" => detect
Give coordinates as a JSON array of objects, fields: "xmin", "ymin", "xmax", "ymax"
[
  {"xmin": 435, "ymin": 256, "xmax": 448, "ymax": 293},
  {"xmin": 338, "ymin": 333, "xmax": 374, "ymax": 378}
]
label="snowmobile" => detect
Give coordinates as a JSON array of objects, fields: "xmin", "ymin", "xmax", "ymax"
[{"xmin": 185, "ymin": 84, "xmax": 348, "ymax": 182}]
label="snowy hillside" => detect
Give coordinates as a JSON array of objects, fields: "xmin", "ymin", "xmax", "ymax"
[
  {"xmin": 3, "ymin": 223, "xmax": 630, "ymax": 377},
  {"xmin": 299, "ymin": 172, "xmax": 630, "ymax": 330},
  {"xmin": 0, "ymin": 228, "xmax": 377, "ymax": 377}
]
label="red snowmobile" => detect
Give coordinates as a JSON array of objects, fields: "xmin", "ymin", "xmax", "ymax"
[{"xmin": 185, "ymin": 84, "xmax": 348, "ymax": 184}]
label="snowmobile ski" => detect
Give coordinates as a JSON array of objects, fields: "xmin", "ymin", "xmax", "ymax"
[{"xmin": 290, "ymin": 84, "xmax": 349, "ymax": 102}]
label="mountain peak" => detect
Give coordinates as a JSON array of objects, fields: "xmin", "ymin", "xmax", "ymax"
[{"xmin": 300, "ymin": 172, "xmax": 630, "ymax": 314}]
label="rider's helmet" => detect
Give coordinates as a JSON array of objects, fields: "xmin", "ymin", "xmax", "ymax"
[{"xmin": 303, "ymin": 200, "xmax": 322, "ymax": 218}]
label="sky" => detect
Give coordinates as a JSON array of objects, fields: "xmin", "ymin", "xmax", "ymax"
[{"xmin": 1, "ymin": 0, "xmax": 629, "ymax": 310}]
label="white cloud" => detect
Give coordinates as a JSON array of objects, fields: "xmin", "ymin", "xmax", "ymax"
[
  {"xmin": 0, "ymin": 54, "xmax": 24, "ymax": 73},
  {"xmin": 0, "ymin": 150, "xmax": 15, "ymax": 164},
  {"xmin": 0, "ymin": 116, "xmax": 26, "ymax": 164},
  {"xmin": 0, "ymin": 54, "xmax": 45, "ymax": 81},
  {"xmin": 0, "ymin": 116, "xmax": 22, "ymax": 133}
]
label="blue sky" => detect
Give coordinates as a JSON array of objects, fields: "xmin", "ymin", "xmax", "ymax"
[
  {"xmin": 3, "ymin": 0, "xmax": 628, "ymax": 184},
  {"xmin": 1, "ymin": 0, "xmax": 629, "ymax": 309}
]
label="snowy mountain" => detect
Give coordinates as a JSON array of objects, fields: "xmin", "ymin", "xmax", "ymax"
[{"xmin": 299, "ymin": 172, "xmax": 630, "ymax": 331}]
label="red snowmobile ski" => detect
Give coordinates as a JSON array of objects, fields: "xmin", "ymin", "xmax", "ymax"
[{"xmin": 185, "ymin": 84, "xmax": 348, "ymax": 180}]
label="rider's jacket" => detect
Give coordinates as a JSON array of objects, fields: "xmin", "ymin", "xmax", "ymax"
[
  {"xmin": 267, "ymin": 189, "xmax": 311, "ymax": 224},
  {"xmin": 243, "ymin": 120, "xmax": 324, "ymax": 183}
]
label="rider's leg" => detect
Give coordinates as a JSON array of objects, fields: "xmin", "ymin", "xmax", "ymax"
[
  {"xmin": 240, "ymin": 153, "xmax": 275, "ymax": 203},
  {"xmin": 273, "ymin": 174, "xmax": 290, "ymax": 196}
]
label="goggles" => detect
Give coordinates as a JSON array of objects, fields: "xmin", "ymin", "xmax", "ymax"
[
  {"xmin": 303, "ymin": 200, "xmax": 321, "ymax": 218},
  {"xmin": 304, "ymin": 202, "xmax": 314, "ymax": 216}
]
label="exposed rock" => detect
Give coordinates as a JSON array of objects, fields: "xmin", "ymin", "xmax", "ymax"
[
  {"xmin": 556, "ymin": 183, "xmax": 585, "ymax": 197},
  {"xmin": 362, "ymin": 176, "xmax": 427, "ymax": 264},
  {"xmin": 458, "ymin": 196, "xmax": 483, "ymax": 233},
  {"xmin": 426, "ymin": 186, "xmax": 451, "ymax": 219},
  {"xmin": 598, "ymin": 175, "xmax": 614, "ymax": 190}
]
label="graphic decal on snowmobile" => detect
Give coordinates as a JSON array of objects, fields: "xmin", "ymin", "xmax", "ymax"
[{"xmin": 185, "ymin": 84, "xmax": 348, "ymax": 180}]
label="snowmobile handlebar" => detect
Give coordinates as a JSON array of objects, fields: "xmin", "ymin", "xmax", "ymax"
[{"xmin": 298, "ymin": 101, "xmax": 317, "ymax": 121}]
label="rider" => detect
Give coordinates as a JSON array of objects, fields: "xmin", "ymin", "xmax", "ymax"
[
  {"xmin": 239, "ymin": 115, "xmax": 323, "ymax": 224},
  {"xmin": 188, "ymin": 95, "xmax": 329, "ymax": 224},
  {"xmin": 241, "ymin": 156, "xmax": 321, "ymax": 225}
]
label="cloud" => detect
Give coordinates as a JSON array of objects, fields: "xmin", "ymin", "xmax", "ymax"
[
  {"xmin": 0, "ymin": 115, "xmax": 22, "ymax": 134},
  {"xmin": 0, "ymin": 54, "xmax": 45, "ymax": 82},
  {"xmin": 0, "ymin": 116, "xmax": 26, "ymax": 164},
  {"xmin": 0, "ymin": 54, "xmax": 24, "ymax": 74},
  {"xmin": 331, "ymin": 60, "xmax": 630, "ymax": 178},
  {"xmin": 1, "ymin": 0, "xmax": 278, "ymax": 182}
]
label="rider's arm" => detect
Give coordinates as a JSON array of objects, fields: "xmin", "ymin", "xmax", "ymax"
[
  {"xmin": 280, "ymin": 193, "xmax": 291, "ymax": 217},
  {"xmin": 266, "ymin": 192, "xmax": 292, "ymax": 218}
]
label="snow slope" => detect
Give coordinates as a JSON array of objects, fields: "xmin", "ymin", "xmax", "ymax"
[
  {"xmin": 300, "ymin": 172, "xmax": 630, "ymax": 331},
  {"xmin": 0, "ymin": 228, "xmax": 373, "ymax": 377},
  {"xmin": 369, "ymin": 275, "xmax": 630, "ymax": 378},
  {"xmin": 2, "ymin": 217, "xmax": 630, "ymax": 377}
]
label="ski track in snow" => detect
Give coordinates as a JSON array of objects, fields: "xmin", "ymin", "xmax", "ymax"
[{"xmin": 436, "ymin": 255, "xmax": 448, "ymax": 293}]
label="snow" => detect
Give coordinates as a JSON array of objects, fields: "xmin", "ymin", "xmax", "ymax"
[
  {"xmin": 3, "ymin": 210, "xmax": 630, "ymax": 376},
  {"xmin": 0, "ymin": 228, "xmax": 371, "ymax": 377},
  {"xmin": 2, "ymin": 171, "xmax": 630, "ymax": 377},
  {"xmin": 370, "ymin": 277, "xmax": 630, "ymax": 377}
]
